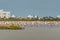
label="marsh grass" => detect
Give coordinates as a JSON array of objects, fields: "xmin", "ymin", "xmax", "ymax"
[{"xmin": 0, "ymin": 25, "xmax": 24, "ymax": 30}]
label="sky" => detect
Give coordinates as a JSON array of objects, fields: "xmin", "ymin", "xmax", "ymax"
[{"xmin": 0, "ymin": 0, "xmax": 60, "ymax": 18}]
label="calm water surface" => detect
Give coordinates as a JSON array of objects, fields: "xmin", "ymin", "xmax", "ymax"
[{"xmin": 0, "ymin": 25, "xmax": 60, "ymax": 40}]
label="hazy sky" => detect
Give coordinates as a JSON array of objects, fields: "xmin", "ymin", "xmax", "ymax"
[{"xmin": 0, "ymin": 0, "xmax": 60, "ymax": 17}]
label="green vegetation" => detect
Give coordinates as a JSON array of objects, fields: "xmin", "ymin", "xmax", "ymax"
[
  {"xmin": 40, "ymin": 16, "xmax": 60, "ymax": 21},
  {"xmin": 0, "ymin": 16, "xmax": 60, "ymax": 21},
  {"xmin": 0, "ymin": 17, "xmax": 39, "ymax": 21},
  {"xmin": 0, "ymin": 25, "xmax": 24, "ymax": 30}
]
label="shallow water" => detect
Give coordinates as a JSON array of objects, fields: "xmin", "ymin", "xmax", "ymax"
[{"xmin": 0, "ymin": 25, "xmax": 60, "ymax": 40}]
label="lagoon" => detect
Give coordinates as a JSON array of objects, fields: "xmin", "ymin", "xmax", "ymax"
[{"xmin": 0, "ymin": 25, "xmax": 60, "ymax": 40}]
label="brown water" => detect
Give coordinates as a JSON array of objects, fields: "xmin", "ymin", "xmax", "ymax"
[{"xmin": 0, "ymin": 25, "xmax": 60, "ymax": 40}]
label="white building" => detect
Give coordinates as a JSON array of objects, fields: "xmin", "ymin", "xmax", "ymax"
[
  {"xmin": 11, "ymin": 14, "xmax": 16, "ymax": 18},
  {"xmin": 27, "ymin": 15, "xmax": 33, "ymax": 19},
  {"xmin": 0, "ymin": 9, "xmax": 11, "ymax": 18},
  {"xmin": 57, "ymin": 15, "xmax": 60, "ymax": 18}
]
